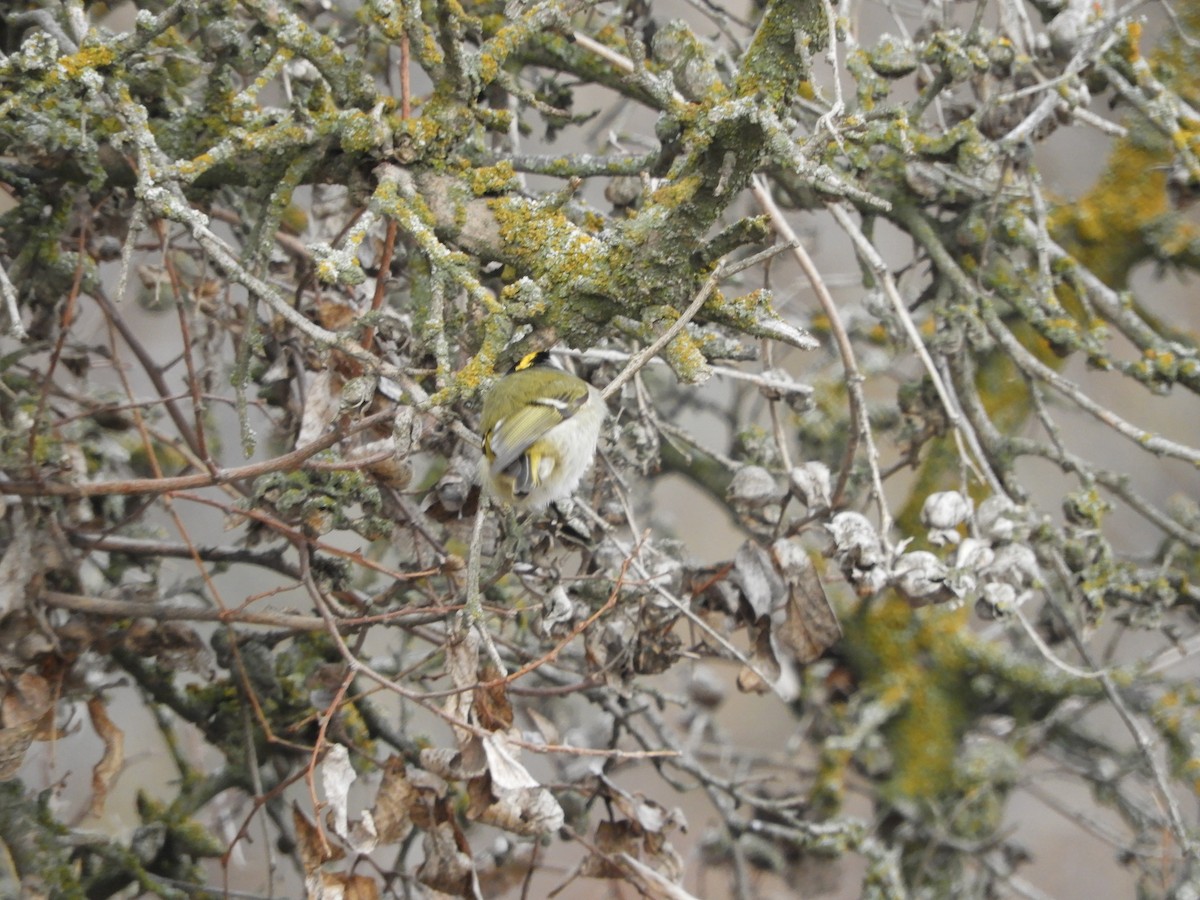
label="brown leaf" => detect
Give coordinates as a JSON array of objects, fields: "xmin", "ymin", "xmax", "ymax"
[
  {"xmin": 606, "ymin": 788, "xmax": 683, "ymax": 836},
  {"xmin": 737, "ymin": 617, "xmax": 782, "ymax": 696},
  {"xmin": 615, "ymin": 852, "xmax": 699, "ymax": 900},
  {"xmin": 87, "ymin": 696, "xmax": 124, "ymax": 818},
  {"xmin": 466, "ymin": 773, "xmax": 564, "ymax": 837},
  {"xmin": 580, "ymin": 819, "xmax": 642, "ymax": 878},
  {"xmin": 420, "ymin": 742, "xmax": 487, "ymax": 781},
  {"xmin": 293, "ymin": 803, "xmax": 343, "ymax": 879},
  {"xmin": 315, "ymin": 872, "xmax": 379, "ymax": 900},
  {"xmin": 371, "ymin": 755, "xmax": 417, "ymax": 845},
  {"xmin": 728, "ymin": 539, "xmax": 841, "ymax": 700},
  {"xmin": 416, "ymin": 821, "xmax": 478, "ymax": 898},
  {"xmin": 314, "ymin": 296, "xmax": 359, "ymax": 331},
  {"xmin": 1, "ymin": 672, "xmax": 53, "ymax": 730},
  {"xmin": 0, "ymin": 672, "xmax": 55, "ymax": 780},
  {"xmin": 770, "ymin": 537, "xmax": 841, "ymax": 664},
  {"xmin": 473, "ymin": 672, "xmax": 513, "ymax": 731},
  {"xmin": 641, "ymin": 828, "xmax": 685, "ymax": 884},
  {"xmin": 452, "ymin": 733, "xmax": 564, "ymax": 837}
]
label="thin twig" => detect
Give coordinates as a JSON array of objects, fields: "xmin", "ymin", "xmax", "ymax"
[
  {"xmin": 0, "ymin": 409, "xmax": 393, "ymax": 497},
  {"xmin": 749, "ymin": 177, "xmax": 872, "ymax": 516}
]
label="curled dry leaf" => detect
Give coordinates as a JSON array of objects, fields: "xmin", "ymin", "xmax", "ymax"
[
  {"xmin": 321, "ymin": 744, "xmax": 357, "ymax": 844},
  {"xmin": 420, "ymin": 741, "xmax": 487, "ymax": 781},
  {"xmin": 731, "ymin": 540, "xmax": 841, "ymax": 700},
  {"xmin": 580, "ymin": 779, "xmax": 686, "ymax": 888},
  {"xmin": 540, "ymin": 585, "xmax": 576, "ymax": 636},
  {"xmin": 295, "ymin": 801, "xmax": 377, "ymax": 900},
  {"xmin": 473, "ymin": 669, "xmax": 513, "ymax": 732},
  {"xmin": 0, "ymin": 671, "xmax": 55, "ymax": 780},
  {"xmin": 581, "ymin": 819, "xmax": 686, "ymax": 890},
  {"xmin": 347, "ymin": 437, "xmax": 413, "ymax": 489},
  {"xmin": 464, "ymin": 732, "xmax": 564, "ymax": 836},
  {"xmin": 293, "ymin": 803, "xmax": 344, "ymax": 878},
  {"xmin": 790, "ymin": 461, "xmax": 832, "ymax": 511},
  {"xmin": 605, "ymin": 782, "xmax": 686, "ymax": 836},
  {"xmin": 921, "ymin": 490, "xmax": 973, "ymax": 545},
  {"xmin": 297, "ymin": 369, "xmax": 341, "ymax": 447},
  {"xmin": 370, "ymin": 755, "xmax": 418, "ymax": 846},
  {"xmin": 768, "ymin": 537, "xmax": 842, "ymax": 664},
  {"xmin": 87, "ymin": 696, "xmax": 124, "ymax": 819},
  {"xmin": 417, "ymin": 821, "xmax": 480, "ymax": 899},
  {"xmin": 726, "ymin": 465, "xmax": 783, "ymax": 508},
  {"xmin": 581, "ymin": 819, "xmax": 644, "ymax": 879},
  {"xmin": 315, "ymin": 872, "xmax": 380, "ymax": 900},
  {"xmin": 444, "ymin": 629, "xmax": 479, "ymax": 744},
  {"xmin": 466, "ymin": 773, "xmax": 565, "ymax": 836}
]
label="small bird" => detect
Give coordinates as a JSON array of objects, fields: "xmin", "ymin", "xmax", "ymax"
[{"xmin": 479, "ymin": 351, "xmax": 606, "ymax": 511}]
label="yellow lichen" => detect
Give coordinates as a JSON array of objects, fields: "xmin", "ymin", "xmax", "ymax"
[
  {"xmin": 842, "ymin": 595, "xmax": 973, "ymax": 801},
  {"xmin": 56, "ymin": 45, "xmax": 115, "ymax": 79}
]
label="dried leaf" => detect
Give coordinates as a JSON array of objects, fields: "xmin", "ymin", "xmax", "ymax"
[
  {"xmin": 467, "ymin": 774, "xmax": 564, "ymax": 837},
  {"xmin": 0, "ymin": 672, "xmax": 54, "ymax": 780},
  {"xmin": 480, "ymin": 732, "xmax": 538, "ymax": 792},
  {"xmin": 294, "ymin": 803, "xmax": 343, "ymax": 879},
  {"xmin": 580, "ymin": 820, "xmax": 642, "ymax": 878},
  {"xmin": 582, "ymin": 783, "xmax": 687, "ymax": 888},
  {"xmin": 417, "ymin": 821, "xmax": 479, "ymax": 898},
  {"xmin": 539, "ymin": 586, "xmax": 576, "ymax": 635},
  {"xmin": 310, "ymin": 872, "xmax": 380, "ymax": 900},
  {"xmin": 733, "ymin": 541, "xmax": 785, "ymax": 620},
  {"xmin": 444, "ymin": 630, "xmax": 479, "ymax": 744},
  {"xmin": 370, "ymin": 755, "xmax": 417, "ymax": 845},
  {"xmin": 420, "ymin": 742, "xmax": 487, "ymax": 781},
  {"xmin": 1, "ymin": 672, "xmax": 52, "ymax": 730},
  {"xmin": 297, "ymin": 370, "xmax": 340, "ymax": 447},
  {"xmin": 459, "ymin": 733, "xmax": 565, "ymax": 836},
  {"xmin": 769, "ymin": 537, "xmax": 841, "ymax": 664},
  {"xmin": 641, "ymin": 829, "xmax": 685, "ymax": 883},
  {"xmin": 604, "ymin": 779, "xmax": 687, "ymax": 836},
  {"xmin": 473, "ymin": 675, "xmax": 513, "ymax": 732},
  {"xmin": 87, "ymin": 696, "xmax": 124, "ymax": 818},
  {"xmin": 314, "ymin": 296, "xmax": 359, "ymax": 331},
  {"xmin": 340, "ymin": 874, "xmax": 380, "ymax": 900},
  {"xmin": 321, "ymin": 744, "xmax": 356, "ymax": 842},
  {"xmin": 727, "ymin": 465, "xmax": 783, "ymax": 508}
]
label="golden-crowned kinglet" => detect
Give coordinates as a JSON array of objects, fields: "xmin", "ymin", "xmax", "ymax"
[{"xmin": 479, "ymin": 351, "xmax": 606, "ymax": 511}]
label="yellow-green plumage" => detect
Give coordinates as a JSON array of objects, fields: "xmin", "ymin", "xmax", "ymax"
[{"xmin": 479, "ymin": 353, "xmax": 605, "ymax": 510}]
